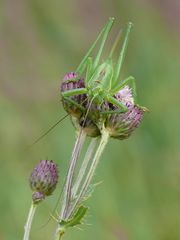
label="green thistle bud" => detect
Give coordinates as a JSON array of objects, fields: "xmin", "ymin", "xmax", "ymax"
[{"xmin": 29, "ymin": 160, "xmax": 58, "ymax": 204}]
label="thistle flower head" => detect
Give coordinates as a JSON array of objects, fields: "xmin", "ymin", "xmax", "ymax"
[
  {"xmin": 102, "ymin": 83, "xmax": 145, "ymax": 139},
  {"xmin": 61, "ymin": 72, "xmax": 85, "ymax": 93},
  {"xmin": 60, "ymin": 72, "xmax": 87, "ymax": 119},
  {"xmin": 63, "ymin": 72, "xmax": 77, "ymax": 81},
  {"xmin": 60, "ymin": 19, "xmax": 146, "ymax": 139},
  {"xmin": 29, "ymin": 160, "xmax": 58, "ymax": 204},
  {"xmin": 115, "ymin": 85, "xmax": 134, "ymax": 106},
  {"xmin": 105, "ymin": 103, "xmax": 145, "ymax": 139}
]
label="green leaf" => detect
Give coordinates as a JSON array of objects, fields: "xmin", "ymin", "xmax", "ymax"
[{"xmin": 60, "ymin": 206, "xmax": 88, "ymax": 229}]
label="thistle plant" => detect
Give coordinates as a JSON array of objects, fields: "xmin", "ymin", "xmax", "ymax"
[
  {"xmin": 54, "ymin": 18, "xmax": 146, "ymax": 239},
  {"xmin": 23, "ymin": 17, "xmax": 146, "ymax": 240},
  {"xmin": 23, "ymin": 160, "xmax": 58, "ymax": 240}
]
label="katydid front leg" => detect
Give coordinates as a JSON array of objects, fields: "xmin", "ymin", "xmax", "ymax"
[
  {"xmin": 61, "ymin": 88, "xmax": 88, "ymax": 113},
  {"xmin": 61, "ymin": 88, "xmax": 87, "ymax": 97},
  {"xmin": 63, "ymin": 97, "xmax": 86, "ymax": 112}
]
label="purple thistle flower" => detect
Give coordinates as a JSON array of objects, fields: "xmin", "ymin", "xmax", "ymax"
[
  {"xmin": 105, "ymin": 105, "xmax": 144, "ymax": 139},
  {"xmin": 115, "ymin": 85, "xmax": 134, "ymax": 106},
  {"xmin": 61, "ymin": 72, "xmax": 87, "ymax": 119},
  {"xmin": 29, "ymin": 160, "xmax": 58, "ymax": 203},
  {"xmin": 63, "ymin": 72, "xmax": 77, "ymax": 81},
  {"xmin": 61, "ymin": 72, "xmax": 146, "ymax": 139},
  {"xmin": 61, "ymin": 72, "xmax": 101, "ymax": 137},
  {"xmin": 105, "ymin": 85, "xmax": 145, "ymax": 139}
]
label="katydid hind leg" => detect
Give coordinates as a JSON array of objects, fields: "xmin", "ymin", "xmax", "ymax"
[
  {"xmin": 113, "ymin": 22, "xmax": 133, "ymax": 86},
  {"xmin": 76, "ymin": 18, "xmax": 114, "ymax": 76},
  {"xmin": 111, "ymin": 76, "xmax": 136, "ymax": 97},
  {"xmin": 93, "ymin": 18, "xmax": 114, "ymax": 70},
  {"xmin": 85, "ymin": 57, "xmax": 93, "ymax": 85}
]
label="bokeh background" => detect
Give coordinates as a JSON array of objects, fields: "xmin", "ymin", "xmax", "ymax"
[{"xmin": 1, "ymin": 0, "xmax": 180, "ymax": 239}]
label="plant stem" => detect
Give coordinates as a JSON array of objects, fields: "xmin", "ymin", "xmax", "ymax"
[
  {"xmin": 54, "ymin": 228, "xmax": 64, "ymax": 240},
  {"xmin": 72, "ymin": 138, "xmax": 98, "ymax": 198},
  {"xmin": 60, "ymin": 130, "xmax": 86, "ymax": 219},
  {"xmin": 67, "ymin": 128, "xmax": 109, "ymax": 218},
  {"xmin": 23, "ymin": 203, "xmax": 37, "ymax": 240}
]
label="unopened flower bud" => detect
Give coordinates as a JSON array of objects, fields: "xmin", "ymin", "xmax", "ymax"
[
  {"xmin": 60, "ymin": 72, "xmax": 87, "ymax": 119},
  {"xmin": 29, "ymin": 160, "xmax": 58, "ymax": 204}
]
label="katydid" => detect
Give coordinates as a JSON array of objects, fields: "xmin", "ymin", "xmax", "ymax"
[
  {"xmin": 31, "ymin": 18, "xmax": 136, "ymax": 144},
  {"xmin": 61, "ymin": 19, "xmax": 136, "ymax": 120}
]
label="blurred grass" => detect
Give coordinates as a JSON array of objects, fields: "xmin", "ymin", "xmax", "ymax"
[{"xmin": 1, "ymin": 0, "xmax": 180, "ymax": 239}]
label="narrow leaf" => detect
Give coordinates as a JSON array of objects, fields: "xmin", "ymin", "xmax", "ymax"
[{"xmin": 60, "ymin": 206, "xmax": 88, "ymax": 228}]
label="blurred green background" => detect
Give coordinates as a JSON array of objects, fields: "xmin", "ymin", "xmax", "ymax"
[{"xmin": 1, "ymin": 0, "xmax": 180, "ymax": 239}]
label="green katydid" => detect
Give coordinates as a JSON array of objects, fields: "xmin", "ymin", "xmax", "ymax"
[
  {"xmin": 61, "ymin": 18, "xmax": 136, "ymax": 120},
  {"xmin": 31, "ymin": 18, "xmax": 136, "ymax": 145}
]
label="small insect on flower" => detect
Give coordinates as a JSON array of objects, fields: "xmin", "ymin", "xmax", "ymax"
[
  {"xmin": 60, "ymin": 18, "xmax": 141, "ymax": 135},
  {"xmin": 29, "ymin": 160, "xmax": 58, "ymax": 204}
]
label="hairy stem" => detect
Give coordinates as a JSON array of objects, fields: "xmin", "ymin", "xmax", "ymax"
[
  {"xmin": 60, "ymin": 130, "xmax": 86, "ymax": 219},
  {"xmin": 72, "ymin": 138, "xmax": 98, "ymax": 197},
  {"xmin": 67, "ymin": 128, "xmax": 109, "ymax": 218},
  {"xmin": 23, "ymin": 203, "xmax": 37, "ymax": 240}
]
